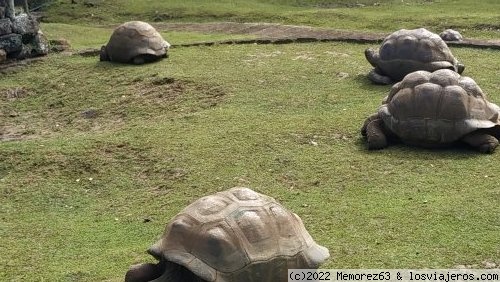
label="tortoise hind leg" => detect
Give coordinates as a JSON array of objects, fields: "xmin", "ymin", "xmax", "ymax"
[
  {"xmin": 462, "ymin": 131, "xmax": 499, "ymax": 153},
  {"xmin": 367, "ymin": 68, "xmax": 393, "ymax": 85},
  {"xmin": 362, "ymin": 114, "xmax": 389, "ymax": 150}
]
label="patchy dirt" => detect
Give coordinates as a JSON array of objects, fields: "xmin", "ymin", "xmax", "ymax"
[
  {"xmin": 2, "ymin": 87, "xmax": 34, "ymax": 100},
  {"xmin": 155, "ymin": 22, "xmax": 500, "ymax": 47},
  {"xmin": 0, "ymin": 77, "xmax": 227, "ymax": 142},
  {"xmin": 133, "ymin": 76, "xmax": 227, "ymax": 110},
  {"xmin": 69, "ymin": 22, "xmax": 499, "ymax": 57},
  {"xmin": 158, "ymin": 22, "xmax": 387, "ymax": 42}
]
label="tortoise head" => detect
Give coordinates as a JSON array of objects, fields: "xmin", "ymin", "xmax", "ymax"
[
  {"xmin": 99, "ymin": 45, "xmax": 109, "ymax": 61},
  {"xmin": 456, "ymin": 62, "xmax": 465, "ymax": 74}
]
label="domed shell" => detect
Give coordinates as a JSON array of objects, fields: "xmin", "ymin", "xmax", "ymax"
[
  {"xmin": 439, "ymin": 29, "xmax": 463, "ymax": 41},
  {"xmin": 148, "ymin": 187, "xmax": 329, "ymax": 282},
  {"xmin": 376, "ymin": 28, "xmax": 461, "ymax": 81},
  {"xmin": 104, "ymin": 21, "xmax": 170, "ymax": 63},
  {"xmin": 379, "ymin": 69, "xmax": 500, "ymax": 144},
  {"xmin": 379, "ymin": 28, "xmax": 454, "ymax": 62}
]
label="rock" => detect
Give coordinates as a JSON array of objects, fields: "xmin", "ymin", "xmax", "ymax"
[
  {"xmin": 0, "ymin": 18, "xmax": 12, "ymax": 36},
  {"xmin": 11, "ymin": 14, "xmax": 39, "ymax": 35},
  {"xmin": 16, "ymin": 43, "xmax": 31, "ymax": 59},
  {"xmin": 483, "ymin": 261, "xmax": 497, "ymax": 269},
  {"xmin": 33, "ymin": 30, "xmax": 48, "ymax": 55},
  {"xmin": 49, "ymin": 38, "xmax": 71, "ymax": 52},
  {"xmin": 0, "ymin": 49, "xmax": 6, "ymax": 63},
  {"xmin": 0, "ymin": 33, "xmax": 22, "ymax": 53},
  {"xmin": 81, "ymin": 109, "xmax": 98, "ymax": 119},
  {"xmin": 15, "ymin": 30, "xmax": 48, "ymax": 59}
]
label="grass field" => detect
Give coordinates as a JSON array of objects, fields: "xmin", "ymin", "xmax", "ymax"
[{"xmin": 1, "ymin": 0, "xmax": 500, "ymax": 281}]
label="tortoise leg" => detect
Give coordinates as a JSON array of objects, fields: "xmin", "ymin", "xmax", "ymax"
[
  {"xmin": 462, "ymin": 131, "xmax": 499, "ymax": 153},
  {"xmin": 361, "ymin": 113, "xmax": 378, "ymax": 137},
  {"xmin": 125, "ymin": 262, "xmax": 164, "ymax": 282},
  {"xmin": 362, "ymin": 115, "xmax": 388, "ymax": 150},
  {"xmin": 367, "ymin": 68, "xmax": 393, "ymax": 85},
  {"xmin": 132, "ymin": 56, "xmax": 146, "ymax": 65},
  {"xmin": 147, "ymin": 261, "xmax": 207, "ymax": 282},
  {"xmin": 99, "ymin": 46, "xmax": 109, "ymax": 61},
  {"xmin": 364, "ymin": 48, "xmax": 378, "ymax": 67}
]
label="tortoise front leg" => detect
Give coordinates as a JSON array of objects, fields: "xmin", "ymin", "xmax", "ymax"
[
  {"xmin": 462, "ymin": 131, "xmax": 499, "ymax": 153},
  {"xmin": 362, "ymin": 114, "xmax": 388, "ymax": 150},
  {"xmin": 361, "ymin": 113, "xmax": 378, "ymax": 137},
  {"xmin": 125, "ymin": 262, "xmax": 164, "ymax": 282}
]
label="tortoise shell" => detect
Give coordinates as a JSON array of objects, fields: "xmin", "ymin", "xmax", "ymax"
[
  {"xmin": 148, "ymin": 187, "xmax": 329, "ymax": 282},
  {"xmin": 439, "ymin": 29, "xmax": 463, "ymax": 41},
  {"xmin": 379, "ymin": 69, "xmax": 500, "ymax": 145},
  {"xmin": 369, "ymin": 28, "xmax": 462, "ymax": 81},
  {"xmin": 102, "ymin": 21, "xmax": 170, "ymax": 63}
]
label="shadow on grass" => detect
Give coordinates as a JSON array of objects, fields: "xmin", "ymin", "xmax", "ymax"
[
  {"xmin": 354, "ymin": 135, "xmax": 490, "ymax": 161},
  {"xmin": 353, "ymin": 73, "xmax": 391, "ymax": 93},
  {"xmin": 92, "ymin": 59, "xmax": 166, "ymax": 70}
]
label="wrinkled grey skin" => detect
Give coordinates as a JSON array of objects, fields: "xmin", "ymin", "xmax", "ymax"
[
  {"xmin": 125, "ymin": 261, "xmax": 206, "ymax": 282},
  {"xmin": 365, "ymin": 28, "xmax": 465, "ymax": 85}
]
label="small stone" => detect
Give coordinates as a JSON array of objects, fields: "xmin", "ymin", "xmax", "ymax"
[
  {"xmin": 483, "ymin": 261, "xmax": 496, "ymax": 269},
  {"xmin": 337, "ymin": 72, "xmax": 349, "ymax": 79},
  {"xmin": 81, "ymin": 109, "xmax": 98, "ymax": 119}
]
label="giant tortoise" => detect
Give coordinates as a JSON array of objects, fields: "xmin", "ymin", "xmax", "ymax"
[
  {"xmin": 361, "ymin": 69, "xmax": 500, "ymax": 153},
  {"xmin": 365, "ymin": 28, "xmax": 465, "ymax": 85},
  {"xmin": 100, "ymin": 21, "xmax": 170, "ymax": 65},
  {"xmin": 125, "ymin": 187, "xmax": 330, "ymax": 282}
]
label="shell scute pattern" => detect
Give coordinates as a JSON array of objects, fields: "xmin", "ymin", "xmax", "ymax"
[
  {"xmin": 380, "ymin": 69, "xmax": 499, "ymax": 144},
  {"xmin": 146, "ymin": 187, "xmax": 329, "ymax": 282},
  {"xmin": 101, "ymin": 21, "xmax": 170, "ymax": 64},
  {"xmin": 365, "ymin": 28, "xmax": 464, "ymax": 84}
]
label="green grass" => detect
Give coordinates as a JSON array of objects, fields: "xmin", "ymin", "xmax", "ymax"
[
  {"xmin": 1, "ymin": 41, "xmax": 500, "ymax": 280},
  {"xmin": 42, "ymin": 0, "xmax": 500, "ymax": 39},
  {"xmin": 41, "ymin": 23, "xmax": 256, "ymax": 50},
  {"xmin": 2, "ymin": 1, "xmax": 500, "ymax": 281}
]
